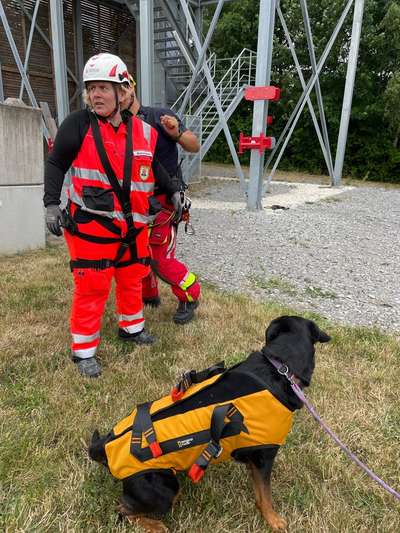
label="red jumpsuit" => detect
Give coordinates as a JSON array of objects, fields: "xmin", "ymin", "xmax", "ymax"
[
  {"xmin": 142, "ymin": 193, "xmax": 200, "ymax": 303},
  {"xmin": 61, "ymin": 113, "xmax": 157, "ymax": 359},
  {"xmin": 136, "ymin": 105, "xmax": 200, "ymax": 305}
]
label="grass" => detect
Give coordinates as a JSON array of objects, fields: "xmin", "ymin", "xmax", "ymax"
[
  {"xmin": 0, "ymin": 245, "xmax": 399, "ymax": 532},
  {"xmin": 304, "ymin": 286, "xmax": 338, "ymax": 300},
  {"xmin": 250, "ymin": 275, "xmax": 298, "ymax": 296}
]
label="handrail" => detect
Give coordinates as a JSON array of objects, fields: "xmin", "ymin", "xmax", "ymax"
[{"xmin": 172, "ymin": 48, "xmax": 255, "ymax": 112}]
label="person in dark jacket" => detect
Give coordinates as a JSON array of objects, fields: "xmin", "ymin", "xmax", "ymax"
[{"xmin": 121, "ymin": 76, "xmax": 201, "ymax": 324}]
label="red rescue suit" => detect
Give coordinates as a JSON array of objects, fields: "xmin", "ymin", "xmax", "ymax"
[
  {"xmin": 65, "ymin": 115, "xmax": 157, "ymax": 359},
  {"xmin": 142, "ymin": 193, "xmax": 200, "ymax": 303}
]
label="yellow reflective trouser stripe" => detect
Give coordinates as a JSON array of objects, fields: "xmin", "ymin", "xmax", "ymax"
[{"xmin": 179, "ymin": 272, "xmax": 196, "ymax": 291}]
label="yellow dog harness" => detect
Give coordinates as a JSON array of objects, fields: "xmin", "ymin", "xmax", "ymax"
[{"xmin": 105, "ymin": 363, "xmax": 293, "ymax": 482}]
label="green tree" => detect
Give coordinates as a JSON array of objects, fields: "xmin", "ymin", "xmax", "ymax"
[{"xmin": 204, "ymin": 0, "xmax": 400, "ymax": 182}]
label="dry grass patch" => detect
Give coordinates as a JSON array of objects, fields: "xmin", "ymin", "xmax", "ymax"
[{"xmin": 0, "ymin": 245, "xmax": 399, "ymax": 532}]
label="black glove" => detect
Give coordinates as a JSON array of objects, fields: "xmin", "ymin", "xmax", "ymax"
[
  {"xmin": 171, "ymin": 191, "xmax": 184, "ymax": 222},
  {"xmin": 45, "ymin": 205, "xmax": 63, "ymax": 236}
]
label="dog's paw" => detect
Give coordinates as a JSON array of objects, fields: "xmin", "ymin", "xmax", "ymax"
[
  {"xmin": 267, "ymin": 513, "xmax": 287, "ymax": 531},
  {"xmin": 134, "ymin": 517, "xmax": 169, "ymax": 533}
]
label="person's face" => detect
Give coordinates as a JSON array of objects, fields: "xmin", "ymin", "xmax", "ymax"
[
  {"xmin": 119, "ymin": 84, "xmax": 136, "ymax": 111},
  {"xmin": 86, "ymin": 81, "xmax": 116, "ymax": 116}
]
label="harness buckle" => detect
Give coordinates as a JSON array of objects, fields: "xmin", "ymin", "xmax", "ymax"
[{"xmin": 210, "ymin": 441, "xmax": 223, "ymax": 458}]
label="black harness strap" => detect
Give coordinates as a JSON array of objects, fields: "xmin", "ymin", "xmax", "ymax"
[
  {"xmin": 188, "ymin": 403, "xmax": 245, "ymax": 483},
  {"xmin": 128, "ymin": 400, "xmax": 246, "ymax": 465},
  {"xmin": 171, "ymin": 362, "xmax": 226, "ymax": 401},
  {"xmin": 130, "ymin": 402, "xmax": 162, "ymax": 460},
  {"xmin": 69, "ymin": 259, "xmax": 115, "ymax": 272},
  {"xmin": 89, "ymin": 112, "xmax": 144, "ymax": 263}
]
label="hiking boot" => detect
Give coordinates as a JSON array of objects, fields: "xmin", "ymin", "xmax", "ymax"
[
  {"xmin": 173, "ymin": 300, "xmax": 199, "ymax": 325},
  {"xmin": 143, "ymin": 296, "xmax": 161, "ymax": 308},
  {"xmin": 118, "ymin": 328, "xmax": 157, "ymax": 345},
  {"xmin": 74, "ymin": 357, "xmax": 102, "ymax": 378}
]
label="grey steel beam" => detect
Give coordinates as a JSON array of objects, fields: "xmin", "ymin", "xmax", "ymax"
[
  {"xmin": 0, "ymin": 0, "xmax": 49, "ymax": 139},
  {"xmin": 179, "ymin": 0, "xmax": 225, "ymax": 117},
  {"xmin": 333, "ymin": 0, "xmax": 364, "ymax": 185},
  {"xmin": 264, "ymin": 0, "xmax": 354, "ymax": 189},
  {"xmin": 0, "ymin": 60, "xmax": 4, "ymax": 102},
  {"xmin": 49, "ymin": 0, "xmax": 70, "ymax": 123},
  {"xmin": 247, "ymin": 0, "xmax": 276, "ymax": 210},
  {"xmin": 300, "ymin": 0, "xmax": 334, "ymax": 181},
  {"xmin": 72, "ymin": 0, "xmax": 84, "ymax": 108},
  {"xmin": 172, "ymin": 30, "xmax": 195, "ymax": 72},
  {"xmin": 19, "ymin": 0, "xmax": 41, "ymax": 100},
  {"xmin": 179, "ymin": 0, "xmax": 245, "ymax": 189},
  {"xmin": 275, "ymin": 5, "xmax": 331, "ymax": 183},
  {"xmin": 139, "ymin": 0, "xmax": 154, "ymax": 105}
]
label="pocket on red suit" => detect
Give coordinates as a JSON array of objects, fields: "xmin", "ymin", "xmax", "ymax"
[
  {"xmin": 82, "ymin": 186, "xmax": 114, "ymax": 212},
  {"xmin": 149, "ymin": 211, "xmax": 172, "ymax": 246}
]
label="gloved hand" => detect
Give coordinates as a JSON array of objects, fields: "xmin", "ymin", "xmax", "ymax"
[
  {"xmin": 171, "ymin": 191, "xmax": 184, "ymax": 222},
  {"xmin": 45, "ymin": 205, "xmax": 63, "ymax": 236}
]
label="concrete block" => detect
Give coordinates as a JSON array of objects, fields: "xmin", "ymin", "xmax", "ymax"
[
  {"xmin": 0, "ymin": 185, "xmax": 45, "ymax": 255},
  {"xmin": 0, "ymin": 103, "xmax": 43, "ymax": 186}
]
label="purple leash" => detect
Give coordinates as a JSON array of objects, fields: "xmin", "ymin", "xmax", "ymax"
[{"xmin": 267, "ymin": 356, "xmax": 400, "ymax": 501}]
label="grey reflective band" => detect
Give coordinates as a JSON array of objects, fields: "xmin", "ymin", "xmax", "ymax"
[
  {"xmin": 141, "ymin": 121, "xmax": 152, "ymax": 145},
  {"xmin": 132, "ymin": 182, "xmax": 154, "ymax": 192},
  {"xmin": 72, "ymin": 331, "xmax": 100, "ymax": 344},
  {"xmin": 119, "ymin": 310, "xmax": 144, "ymax": 321},
  {"xmin": 73, "ymin": 345, "xmax": 98, "ymax": 359},
  {"xmin": 71, "ymin": 166, "xmax": 114, "ymax": 185},
  {"xmin": 133, "ymin": 213, "xmax": 153, "ymax": 224},
  {"xmin": 120, "ymin": 322, "xmax": 145, "ymax": 334}
]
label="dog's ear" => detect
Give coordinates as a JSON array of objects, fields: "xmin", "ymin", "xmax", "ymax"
[
  {"xmin": 309, "ymin": 320, "xmax": 331, "ymax": 343},
  {"xmin": 91, "ymin": 429, "xmax": 100, "ymax": 444},
  {"xmin": 265, "ymin": 316, "xmax": 290, "ymax": 343}
]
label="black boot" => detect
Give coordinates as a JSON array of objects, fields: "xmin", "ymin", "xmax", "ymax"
[
  {"xmin": 73, "ymin": 357, "xmax": 102, "ymax": 378},
  {"xmin": 118, "ymin": 329, "xmax": 157, "ymax": 344},
  {"xmin": 143, "ymin": 296, "xmax": 161, "ymax": 308},
  {"xmin": 173, "ymin": 300, "xmax": 199, "ymax": 325}
]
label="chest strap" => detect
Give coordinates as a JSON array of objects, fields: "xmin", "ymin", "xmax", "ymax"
[{"xmin": 128, "ymin": 401, "xmax": 246, "ymax": 468}]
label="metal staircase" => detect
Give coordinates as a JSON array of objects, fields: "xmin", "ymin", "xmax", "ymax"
[
  {"xmin": 153, "ymin": 0, "xmax": 212, "ymax": 106},
  {"xmin": 173, "ymin": 49, "xmax": 257, "ymax": 178}
]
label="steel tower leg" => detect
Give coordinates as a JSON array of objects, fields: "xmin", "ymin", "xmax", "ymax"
[
  {"xmin": 333, "ymin": 0, "xmax": 364, "ymax": 185},
  {"xmin": 247, "ymin": 0, "xmax": 276, "ymax": 210},
  {"xmin": 49, "ymin": 0, "xmax": 69, "ymax": 123},
  {"xmin": 139, "ymin": 0, "xmax": 154, "ymax": 105}
]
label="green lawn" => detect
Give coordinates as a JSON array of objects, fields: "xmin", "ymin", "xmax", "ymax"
[{"xmin": 0, "ymin": 245, "xmax": 399, "ymax": 532}]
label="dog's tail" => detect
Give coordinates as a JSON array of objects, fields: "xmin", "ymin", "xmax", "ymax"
[{"xmin": 88, "ymin": 429, "xmax": 108, "ymax": 465}]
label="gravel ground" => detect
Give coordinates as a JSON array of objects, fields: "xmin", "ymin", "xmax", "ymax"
[{"xmin": 177, "ymin": 173, "xmax": 400, "ymax": 333}]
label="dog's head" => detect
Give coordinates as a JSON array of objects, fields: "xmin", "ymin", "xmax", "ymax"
[{"xmin": 264, "ymin": 315, "xmax": 330, "ymax": 387}]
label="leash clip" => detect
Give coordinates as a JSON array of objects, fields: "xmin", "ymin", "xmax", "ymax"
[{"xmin": 277, "ymin": 364, "xmax": 289, "ymax": 377}]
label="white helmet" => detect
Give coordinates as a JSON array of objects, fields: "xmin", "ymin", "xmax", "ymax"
[{"xmin": 83, "ymin": 53, "xmax": 129, "ymax": 85}]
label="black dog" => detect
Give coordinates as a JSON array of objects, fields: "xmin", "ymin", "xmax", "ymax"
[{"xmin": 89, "ymin": 315, "xmax": 330, "ymax": 532}]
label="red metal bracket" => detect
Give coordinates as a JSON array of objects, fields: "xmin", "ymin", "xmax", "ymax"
[
  {"xmin": 238, "ymin": 132, "xmax": 275, "ymax": 154},
  {"xmin": 244, "ymin": 86, "xmax": 281, "ymax": 102}
]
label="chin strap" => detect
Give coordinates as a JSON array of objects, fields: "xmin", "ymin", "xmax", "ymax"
[{"xmin": 265, "ymin": 353, "xmax": 400, "ymax": 501}]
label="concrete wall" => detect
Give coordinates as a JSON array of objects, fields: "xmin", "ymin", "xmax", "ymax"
[{"xmin": 0, "ymin": 102, "xmax": 45, "ymax": 254}]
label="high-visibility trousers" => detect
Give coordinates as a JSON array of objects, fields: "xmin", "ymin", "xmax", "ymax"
[
  {"xmin": 64, "ymin": 225, "xmax": 150, "ymax": 359},
  {"xmin": 142, "ymin": 210, "xmax": 200, "ymax": 303}
]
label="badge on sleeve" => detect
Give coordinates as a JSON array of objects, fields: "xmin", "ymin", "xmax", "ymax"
[{"xmin": 139, "ymin": 165, "xmax": 150, "ymax": 180}]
